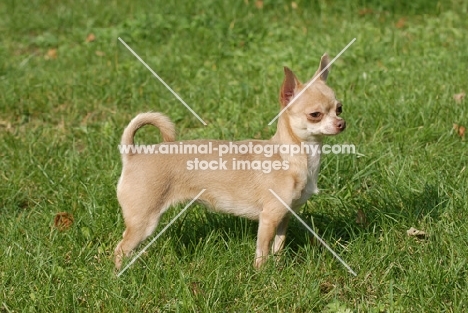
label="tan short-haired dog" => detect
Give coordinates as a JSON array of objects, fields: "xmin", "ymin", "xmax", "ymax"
[{"xmin": 115, "ymin": 54, "xmax": 346, "ymax": 270}]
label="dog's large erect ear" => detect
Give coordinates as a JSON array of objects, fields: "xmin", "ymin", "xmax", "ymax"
[
  {"xmin": 280, "ymin": 67, "xmax": 301, "ymax": 107},
  {"xmin": 314, "ymin": 53, "xmax": 331, "ymax": 82}
]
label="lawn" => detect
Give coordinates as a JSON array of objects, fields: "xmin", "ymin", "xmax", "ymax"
[{"xmin": 1, "ymin": 0, "xmax": 467, "ymax": 311}]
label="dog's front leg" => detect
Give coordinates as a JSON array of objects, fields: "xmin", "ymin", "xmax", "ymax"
[
  {"xmin": 254, "ymin": 210, "xmax": 285, "ymax": 269},
  {"xmin": 272, "ymin": 214, "xmax": 290, "ymax": 254}
]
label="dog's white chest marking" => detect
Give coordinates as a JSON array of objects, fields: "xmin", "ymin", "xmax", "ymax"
[{"xmin": 293, "ymin": 143, "xmax": 321, "ymax": 208}]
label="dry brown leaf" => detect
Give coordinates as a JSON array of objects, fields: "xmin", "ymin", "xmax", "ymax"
[
  {"xmin": 81, "ymin": 112, "xmax": 92, "ymax": 126},
  {"xmin": 358, "ymin": 8, "xmax": 373, "ymax": 16},
  {"xmin": 95, "ymin": 50, "xmax": 105, "ymax": 57},
  {"xmin": 0, "ymin": 120, "xmax": 12, "ymax": 130},
  {"xmin": 45, "ymin": 48, "xmax": 57, "ymax": 59},
  {"xmin": 319, "ymin": 281, "xmax": 335, "ymax": 294},
  {"xmin": 453, "ymin": 124, "xmax": 466, "ymax": 138},
  {"xmin": 255, "ymin": 0, "xmax": 263, "ymax": 9},
  {"xmin": 458, "ymin": 126, "xmax": 466, "ymax": 138},
  {"xmin": 407, "ymin": 227, "xmax": 427, "ymax": 239},
  {"xmin": 453, "ymin": 92, "xmax": 465, "ymax": 103},
  {"xmin": 54, "ymin": 212, "xmax": 74, "ymax": 231},
  {"xmin": 355, "ymin": 209, "xmax": 368, "ymax": 227},
  {"xmin": 291, "ymin": 2, "xmax": 298, "ymax": 9},
  {"xmin": 395, "ymin": 17, "xmax": 406, "ymax": 28},
  {"xmin": 86, "ymin": 33, "xmax": 96, "ymax": 42},
  {"xmin": 190, "ymin": 282, "xmax": 202, "ymax": 296},
  {"xmin": 377, "ymin": 61, "xmax": 389, "ymax": 71}
]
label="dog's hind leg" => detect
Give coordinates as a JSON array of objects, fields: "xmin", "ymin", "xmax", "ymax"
[{"xmin": 114, "ymin": 202, "xmax": 167, "ymax": 270}]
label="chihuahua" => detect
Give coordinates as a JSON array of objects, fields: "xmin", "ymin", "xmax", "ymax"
[{"xmin": 114, "ymin": 54, "xmax": 346, "ymax": 270}]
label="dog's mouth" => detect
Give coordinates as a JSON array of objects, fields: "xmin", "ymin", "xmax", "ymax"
[{"xmin": 307, "ymin": 121, "xmax": 346, "ymax": 137}]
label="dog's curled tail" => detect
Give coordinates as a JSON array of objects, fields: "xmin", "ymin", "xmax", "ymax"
[{"xmin": 121, "ymin": 112, "xmax": 176, "ymax": 154}]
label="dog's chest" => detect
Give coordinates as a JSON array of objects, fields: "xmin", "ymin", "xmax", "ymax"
[{"xmin": 292, "ymin": 151, "xmax": 321, "ymax": 208}]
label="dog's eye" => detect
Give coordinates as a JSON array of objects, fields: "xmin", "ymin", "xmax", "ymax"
[
  {"xmin": 308, "ymin": 112, "xmax": 322, "ymax": 121},
  {"xmin": 336, "ymin": 103, "xmax": 342, "ymax": 115}
]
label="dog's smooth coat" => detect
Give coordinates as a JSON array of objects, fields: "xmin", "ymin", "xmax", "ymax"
[{"xmin": 114, "ymin": 55, "xmax": 346, "ymax": 269}]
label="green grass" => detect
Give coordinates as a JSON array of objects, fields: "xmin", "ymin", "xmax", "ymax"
[{"xmin": 1, "ymin": 0, "xmax": 468, "ymax": 311}]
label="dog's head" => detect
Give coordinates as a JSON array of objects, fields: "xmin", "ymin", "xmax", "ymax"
[{"xmin": 279, "ymin": 54, "xmax": 346, "ymax": 141}]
